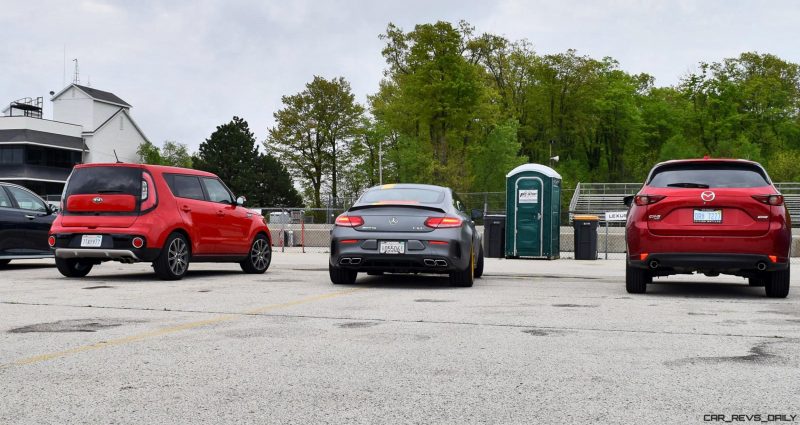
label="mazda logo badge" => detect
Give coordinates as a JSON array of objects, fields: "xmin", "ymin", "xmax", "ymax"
[
  {"xmin": 389, "ymin": 217, "xmax": 398, "ymax": 225},
  {"xmin": 701, "ymin": 191, "xmax": 715, "ymax": 202},
  {"xmin": 92, "ymin": 197, "xmax": 103, "ymax": 204}
]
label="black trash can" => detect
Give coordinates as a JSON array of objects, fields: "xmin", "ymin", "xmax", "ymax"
[
  {"xmin": 573, "ymin": 215, "xmax": 599, "ymax": 260},
  {"xmin": 483, "ymin": 215, "xmax": 506, "ymax": 258}
]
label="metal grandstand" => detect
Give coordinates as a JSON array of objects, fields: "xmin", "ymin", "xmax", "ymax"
[{"xmin": 569, "ymin": 182, "xmax": 800, "ymax": 226}]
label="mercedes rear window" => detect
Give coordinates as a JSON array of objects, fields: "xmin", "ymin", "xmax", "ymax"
[
  {"xmin": 648, "ymin": 163, "xmax": 770, "ymax": 188},
  {"xmin": 65, "ymin": 167, "xmax": 141, "ymax": 197},
  {"xmin": 359, "ymin": 188, "xmax": 445, "ymax": 204}
]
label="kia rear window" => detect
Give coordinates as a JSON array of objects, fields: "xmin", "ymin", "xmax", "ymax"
[
  {"xmin": 648, "ymin": 163, "xmax": 770, "ymax": 188},
  {"xmin": 359, "ymin": 188, "xmax": 445, "ymax": 204},
  {"xmin": 65, "ymin": 167, "xmax": 141, "ymax": 197},
  {"xmin": 166, "ymin": 175, "xmax": 205, "ymax": 201}
]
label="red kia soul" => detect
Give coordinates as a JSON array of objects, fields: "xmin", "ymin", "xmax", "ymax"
[
  {"xmin": 625, "ymin": 159, "xmax": 791, "ymax": 297},
  {"xmin": 49, "ymin": 164, "xmax": 272, "ymax": 280}
]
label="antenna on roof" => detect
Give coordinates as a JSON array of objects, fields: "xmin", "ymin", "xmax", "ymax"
[
  {"xmin": 113, "ymin": 149, "xmax": 122, "ymax": 163},
  {"xmin": 72, "ymin": 58, "xmax": 80, "ymax": 84}
]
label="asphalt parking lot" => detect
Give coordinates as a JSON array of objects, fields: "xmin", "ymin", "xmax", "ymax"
[{"xmin": 1, "ymin": 254, "xmax": 799, "ymax": 424}]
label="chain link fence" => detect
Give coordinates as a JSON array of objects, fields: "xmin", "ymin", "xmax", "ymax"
[{"xmin": 254, "ymin": 187, "xmax": 799, "ymax": 261}]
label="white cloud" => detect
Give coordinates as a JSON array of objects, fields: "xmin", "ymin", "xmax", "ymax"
[{"xmin": 1, "ymin": 0, "xmax": 798, "ymax": 153}]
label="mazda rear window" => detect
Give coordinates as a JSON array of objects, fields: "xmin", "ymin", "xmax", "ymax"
[
  {"xmin": 65, "ymin": 167, "xmax": 141, "ymax": 197},
  {"xmin": 359, "ymin": 188, "xmax": 445, "ymax": 204},
  {"xmin": 648, "ymin": 163, "xmax": 770, "ymax": 188}
]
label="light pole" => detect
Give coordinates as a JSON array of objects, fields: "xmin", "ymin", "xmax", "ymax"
[{"xmin": 378, "ymin": 137, "xmax": 383, "ymax": 185}]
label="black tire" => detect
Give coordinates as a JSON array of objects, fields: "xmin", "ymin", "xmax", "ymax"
[
  {"xmin": 765, "ymin": 266, "xmax": 790, "ymax": 298},
  {"xmin": 625, "ymin": 263, "xmax": 649, "ymax": 294},
  {"xmin": 450, "ymin": 247, "xmax": 475, "ymax": 287},
  {"xmin": 329, "ymin": 264, "xmax": 357, "ymax": 285},
  {"xmin": 240, "ymin": 234, "xmax": 271, "ymax": 274},
  {"xmin": 474, "ymin": 245, "xmax": 484, "ymax": 279},
  {"xmin": 55, "ymin": 258, "xmax": 93, "ymax": 278},
  {"xmin": 0, "ymin": 259, "xmax": 10, "ymax": 268},
  {"xmin": 748, "ymin": 276, "xmax": 766, "ymax": 287},
  {"xmin": 153, "ymin": 233, "xmax": 190, "ymax": 280}
]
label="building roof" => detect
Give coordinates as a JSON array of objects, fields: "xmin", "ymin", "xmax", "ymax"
[
  {"xmin": 50, "ymin": 84, "xmax": 131, "ymax": 108},
  {"xmin": 506, "ymin": 163, "xmax": 562, "ymax": 179}
]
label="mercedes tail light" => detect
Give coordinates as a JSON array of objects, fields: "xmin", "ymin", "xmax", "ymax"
[
  {"xmin": 634, "ymin": 195, "xmax": 665, "ymax": 206},
  {"xmin": 424, "ymin": 216, "xmax": 463, "ymax": 228},
  {"xmin": 752, "ymin": 194, "xmax": 783, "ymax": 206},
  {"xmin": 335, "ymin": 214, "xmax": 364, "ymax": 227}
]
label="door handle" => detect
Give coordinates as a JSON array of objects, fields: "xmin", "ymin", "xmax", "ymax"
[
  {"xmin": 181, "ymin": 205, "xmax": 192, "ymax": 212},
  {"xmin": 25, "ymin": 214, "xmax": 36, "ymax": 220}
]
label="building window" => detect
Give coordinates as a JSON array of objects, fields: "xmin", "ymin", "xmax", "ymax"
[{"xmin": 0, "ymin": 147, "xmax": 24, "ymax": 164}]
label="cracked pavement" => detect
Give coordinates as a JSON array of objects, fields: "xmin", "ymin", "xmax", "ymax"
[{"xmin": 1, "ymin": 254, "xmax": 799, "ymax": 424}]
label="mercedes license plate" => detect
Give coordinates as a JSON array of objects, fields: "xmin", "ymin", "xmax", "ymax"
[
  {"xmin": 80, "ymin": 235, "xmax": 103, "ymax": 247},
  {"xmin": 693, "ymin": 209, "xmax": 722, "ymax": 223},
  {"xmin": 379, "ymin": 241, "xmax": 405, "ymax": 254}
]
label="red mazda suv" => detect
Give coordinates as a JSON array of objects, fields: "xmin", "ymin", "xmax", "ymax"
[
  {"xmin": 49, "ymin": 163, "xmax": 272, "ymax": 280},
  {"xmin": 625, "ymin": 159, "xmax": 791, "ymax": 297}
]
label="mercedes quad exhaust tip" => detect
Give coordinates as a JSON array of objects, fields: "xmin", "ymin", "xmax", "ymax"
[
  {"xmin": 424, "ymin": 259, "xmax": 436, "ymax": 267},
  {"xmin": 435, "ymin": 259, "xmax": 448, "ymax": 267},
  {"xmin": 340, "ymin": 257, "xmax": 361, "ymax": 265}
]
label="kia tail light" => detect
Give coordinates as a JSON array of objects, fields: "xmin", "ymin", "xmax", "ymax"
[
  {"xmin": 335, "ymin": 214, "xmax": 364, "ymax": 227},
  {"xmin": 634, "ymin": 195, "xmax": 665, "ymax": 206},
  {"xmin": 424, "ymin": 216, "xmax": 463, "ymax": 228},
  {"xmin": 140, "ymin": 172, "xmax": 158, "ymax": 211},
  {"xmin": 752, "ymin": 194, "xmax": 783, "ymax": 206}
]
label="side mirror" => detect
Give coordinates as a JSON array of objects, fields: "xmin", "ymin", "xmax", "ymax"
[
  {"xmin": 236, "ymin": 196, "xmax": 246, "ymax": 206},
  {"xmin": 623, "ymin": 195, "xmax": 634, "ymax": 208},
  {"xmin": 470, "ymin": 209, "xmax": 483, "ymax": 220},
  {"xmin": 46, "ymin": 204, "xmax": 59, "ymax": 215}
]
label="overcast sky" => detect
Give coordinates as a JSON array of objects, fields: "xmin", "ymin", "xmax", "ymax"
[{"xmin": 1, "ymin": 0, "xmax": 797, "ymax": 153}]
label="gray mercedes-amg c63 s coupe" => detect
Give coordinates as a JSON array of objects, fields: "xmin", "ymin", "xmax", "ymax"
[{"xmin": 329, "ymin": 184, "xmax": 484, "ymax": 287}]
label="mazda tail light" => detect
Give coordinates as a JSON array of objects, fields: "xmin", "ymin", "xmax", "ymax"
[
  {"xmin": 752, "ymin": 194, "xmax": 783, "ymax": 206},
  {"xmin": 335, "ymin": 214, "xmax": 364, "ymax": 227},
  {"xmin": 634, "ymin": 195, "xmax": 665, "ymax": 206},
  {"xmin": 424, "ymin": 216, "xmax": 463, "ymax": 228}
]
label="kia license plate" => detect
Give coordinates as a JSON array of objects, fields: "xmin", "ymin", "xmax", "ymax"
[
  {"xmin": 379, "ymin": 241, "xmax": 405, "ymax": 254},
  {"xmin": 80, "ymin": 235, "xmax": 103, "ymax": 247},
  {"xmin": 693, "ymin": 209, "xmax": 722, "ymax": 224}
]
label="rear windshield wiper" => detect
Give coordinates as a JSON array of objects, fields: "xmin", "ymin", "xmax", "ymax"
[{"xmin": 666, "ymin": 182, "xmax": 710, "ymax": 188}]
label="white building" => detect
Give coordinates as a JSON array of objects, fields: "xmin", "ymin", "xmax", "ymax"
[{"xmin": 0, "ymin": 84, "xmax": 149, "ymax": 198}]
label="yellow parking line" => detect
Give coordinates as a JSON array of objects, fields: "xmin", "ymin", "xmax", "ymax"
[{"xmin": 1, "ymin": 288, "xmax": 366, "ymax": 369}]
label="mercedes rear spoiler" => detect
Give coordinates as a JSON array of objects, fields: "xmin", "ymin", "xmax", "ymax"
[{"xmin": 348, "ymin": 203, "xmax": 446, "ymax": 214}]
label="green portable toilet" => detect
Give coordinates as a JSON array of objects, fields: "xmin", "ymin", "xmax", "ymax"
[{"xmin": 505, "ymin": 164, "xmax": 562, "ymax": 259}]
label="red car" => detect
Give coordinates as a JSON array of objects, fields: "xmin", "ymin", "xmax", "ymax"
[
  {"xmin": 625, "ymin": 158, "xmax": 791, "ymax": 297},
  {"xmin": 49, "ymin": 163, "xmax": 272, "ymax": 280}
]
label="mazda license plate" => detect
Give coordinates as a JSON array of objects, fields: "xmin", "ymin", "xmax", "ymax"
[
  {"xmin": 80, "ymin": 235, "xmax": 103, "ymax": 247},
  {"xmin": 379, "ymin": 241, "xmax": 405, "ymax": 254},
  {"xmin": 693, "ymin": 209, "xmax": 722, "ymax": 224}
]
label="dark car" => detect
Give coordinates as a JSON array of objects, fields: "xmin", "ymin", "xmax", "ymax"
[
  {"xmin": 329, "ymin": 184, "xmax": 484, "ymax": 287},
  {"xmin": 0, "ymin": 182, "xmax": 58, "ymax": 266},
  {"xmin": 624, "ymin": 158, "xmax": 791, "ymax": 297}
]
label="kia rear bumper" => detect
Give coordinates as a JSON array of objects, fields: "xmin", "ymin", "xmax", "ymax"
[
  {"xmin": 629, "ymin": 253, "xmax": 789, "ymax": 273},
  {"xmin": 51, "ymin": 233, "xmax": 161, "ymax": 262}
]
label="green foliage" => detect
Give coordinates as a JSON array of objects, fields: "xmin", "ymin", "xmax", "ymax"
[
  {"xmin": 265, "ymin": 21, "xmax": 800, "ymax": 204},
  {"xmin": 136, "ymin": 140, "xmax": 163, "ymax": 165},
  {"xmin": 267, "ymin": 76, "xmax": 364, "ymax": 207},
  {"xmin": 137, "ymin": 140, "xmax": 193, "ymax": 168},
  {"xmin": 195, "ymin": 116, "xmax": 302, "ymax": 207}
]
